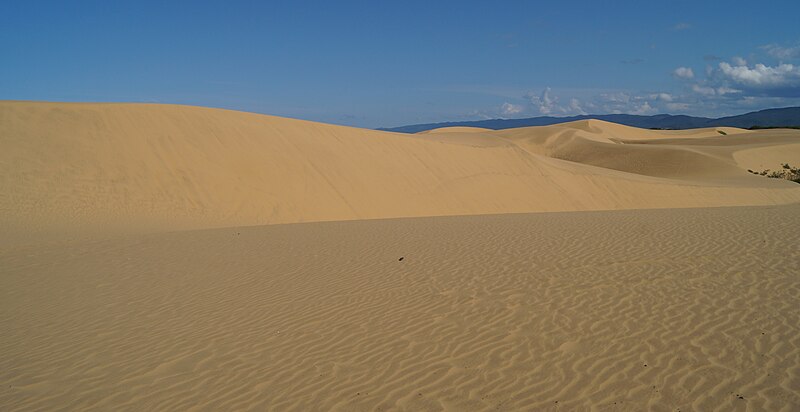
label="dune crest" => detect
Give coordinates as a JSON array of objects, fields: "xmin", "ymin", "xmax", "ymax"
[
  {"xmin": 2, "ymin": 101, "xmax": 799, "ymax": 237},
  {"xmin": 418, "ymin": 126, "xmax": 493, "ymax": 134}
]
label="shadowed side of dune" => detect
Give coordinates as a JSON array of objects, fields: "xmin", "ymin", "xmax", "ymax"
[{"xmin": 497, "ymin": 119, "xmax": 800, "ymax": 181}]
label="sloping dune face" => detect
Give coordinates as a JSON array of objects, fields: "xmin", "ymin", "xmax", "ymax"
[{"xmin": 2, "ymin": 102, "xmax": 799, "ymax": 236}]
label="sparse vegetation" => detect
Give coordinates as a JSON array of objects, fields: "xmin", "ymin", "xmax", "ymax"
[
  {"xmin": 748, "ymin": 125, "xmax": 800, "ymax": 130},
  {"xmin": 747, "ymin": 163, "xmax": 800, "ymax": 184},
  {"xmin": 717, "ymin": 130, "xmax": 727, "ymax": 135}
]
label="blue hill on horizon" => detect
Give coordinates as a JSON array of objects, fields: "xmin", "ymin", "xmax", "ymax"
[{"xmin": 379, "ymin": 107, "xmax": 800, "ymax": 133}]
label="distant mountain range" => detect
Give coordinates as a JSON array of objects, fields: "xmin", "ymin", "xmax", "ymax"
[{"xmin": 379, "ymin": 107, "xmax": 800, "ymax": 133}]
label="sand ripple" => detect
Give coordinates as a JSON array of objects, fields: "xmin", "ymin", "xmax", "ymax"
[{"xmin": 2, "ymin": 205, "xmax": 799, "ymax": 410}]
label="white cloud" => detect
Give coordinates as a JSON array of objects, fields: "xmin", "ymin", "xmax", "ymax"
[
  {"xmin": 462, "ymin": 110, "xmax": 494, "ymax": 120},
  {"xmin": 690, "ymin": 83, "xmax": 742, "ymax": 97},
  {"xmin": 761, "ymin": 44, "xmax": 800, "ymax": 60},
  {"xmin": 500, "ymin": 102, "xmax": 523, "ymax": 116},
  {"xmin": 717, "ymin": 62, "xmax": 800, "ymax": 88},
  {"xmin": 715, "ymin": 86, "xmax": 741, "ymax": 95},
  {"xmin": 672, "ymin": 22, "xmax": 691, "ymax": 31},
  {"xmin": 568, "ymin": 98, "xmax": 586, "ymax": 115},
  {"xmin": 673, "ymin": 67, "xmax": 695, "ymax": 79},
  {"xmin": 692, "ymin": 84, "xmax": 716, "ymax": 95},
  {"xmin": 630, "ymin": 101, "xmax": 655, "ymax": 115},
  {"xmin": 731, "ymin": 56, "xmax": 747, "ymax": 66},
  {"xmin": 525, "ymin": 87, "xmax": 560, "ymax": 115},
  {"xmin": 666, "ymin": 102, "xmax": 690, "ymax": 111},
  {"xmin": 649, "ymin": 93, "xmax": 674, "ymax": 102},
  {"xmin": 593, "ymin": 92, "xmax": 663, "ymax": 115},
  {"xmin": 600, "ymin": 92, "xmax": 632, "ymax": 103}
]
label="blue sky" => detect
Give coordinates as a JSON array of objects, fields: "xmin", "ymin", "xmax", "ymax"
[{"xmin": 2, "ymin": 1, "xmax": 800, "ymax": 128}]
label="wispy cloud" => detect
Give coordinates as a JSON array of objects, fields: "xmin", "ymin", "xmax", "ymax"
[
  {"xmin": 673, "ymin": 67, "xmax": 695, "ymax": 79},
  {"xmin": 620, "ymin": 58, "xmax": 645, "ymax": 65},
  {"xmin": 525, "ymin": 87, "xmax": 560, "ymax": 115},
  {"xmin": 500, "ymin": 102, "xmax": 524, "ymax": 116},
  {"xmin": 568, "ymin": 98, "xmax": 587, "ymax": 115},
  {"xmin": 731, "ymin": 56, "xmax": 747, "ymax": 67},
  {"xmin": 760, "ymin": 43, "xmax": 800, "ymax": 60},
  {"xmin": 672, "ymin": 22, "xmax": 691, "ymax": 31}
]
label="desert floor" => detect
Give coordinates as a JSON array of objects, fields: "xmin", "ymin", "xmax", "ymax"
[
  {"xmin": 2, "ymin": 205, "xmax": 799, "ymax": 411},
  {"xmin": 2, "ymin": 102, "xmax": 800, "ymax": 411}
]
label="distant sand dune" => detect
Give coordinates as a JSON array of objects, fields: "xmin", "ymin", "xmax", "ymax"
[
  {"xmin": 2, "ymin": 102, "xmax": 799, "ymax": 238},
  {"xmin": 418, "ymin": 126, "xmax": 493, "ymax": 134}
]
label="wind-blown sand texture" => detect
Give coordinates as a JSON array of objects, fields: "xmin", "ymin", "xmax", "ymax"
[
  {"xmin": 2, "ymin": 102, "xmax": 800, "ymax": 410},
  {"xmin": 2, "ymin": 206, "xmax": 799, "ymax": 411}
]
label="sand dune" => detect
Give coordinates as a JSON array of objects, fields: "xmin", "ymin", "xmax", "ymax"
[
  {"xmin": 2, "ymin": 102, "xmax": 799, "ymax": 238},
  {"xmin": 418, "ymin": 126, "xmax": 493, "ymax": 134},
  {"xmin": 2, "ymin": 102, "xmax": 800, "ymax": 411},
  {"xmin": 2, "ymin": 205, "xmax": 799, "ymax": 410}
]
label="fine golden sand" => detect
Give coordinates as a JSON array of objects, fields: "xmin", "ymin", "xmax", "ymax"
[
  {"xmin": 2, "ymin": 206, "xmax": 799, "ymax": 411},
  {"xmin": 1, "ymin": 102, "xmax": 800, "ymax": 411},
  {"xmin": 2, "ymin": 101, "xmax": 799, "ymax": 238}
]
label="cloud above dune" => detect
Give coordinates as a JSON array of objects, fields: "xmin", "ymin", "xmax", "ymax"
[
  {"xmin": 518, "ymin": 89, "xmax": 666, "ymax": 117},
  {"xmin": 477, "ymin": 44, "xmax": 800, "ymax": 121},
  {"xmin": 568, "ymin": 98, "xmax": 587, "ymax": 115},
  {"xmin": 731, "ymin": 56, "xmax": 748, "ymax": 67},
  {"xmin": 649, "ymin": 93, "xmax": 674, "ymax": 102},
  {"xmin": 501, "ymin": 102, "xmax": 524, "ymax": 116},
  {"xmin": 688, "ymin": 60, "xmax": 800, "ymax": 98},
  {"xmin": 630, "ymin": 101, "xmax": 655, "ymax": 115},
  {"xmin": 761, "ymin": 43, "xmax": 800, "ymax": 60},
  {"xmin": 673, "ymin": 67, "xmax": 695, "ymax": 79},
  {"xmin": 525, "ymin": 87, "xmax": 560, "ymax": 115},
  {"xmin": 717, "ymin": 62, "xmax": 800, "ymax": 88},
  {"xmin": 677, "ymin": 47, "xmax": 800, "ymax": 101}
]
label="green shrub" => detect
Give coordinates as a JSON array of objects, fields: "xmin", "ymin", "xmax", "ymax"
[{"xmin": 748, "ymin": 125, "xmax": 800, "ymax": 130}]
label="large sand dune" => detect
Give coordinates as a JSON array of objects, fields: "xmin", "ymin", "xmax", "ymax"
[
  {"xmin": 2, "ymin": 102, "xmax": 800, "ymax": 411},
  {"xmin": 2, "ymin": 101, "xmax": 799, "ymax": 237}
]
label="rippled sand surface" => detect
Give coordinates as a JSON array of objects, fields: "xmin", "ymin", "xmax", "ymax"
[{"xmin": 3, "ymin": 205, "xmax": 799, "ymax": 411}]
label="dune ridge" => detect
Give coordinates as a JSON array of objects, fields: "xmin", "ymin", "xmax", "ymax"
[{"xmin": 2, "ymin": 101, "xmax": 799, "ymax": 238}]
